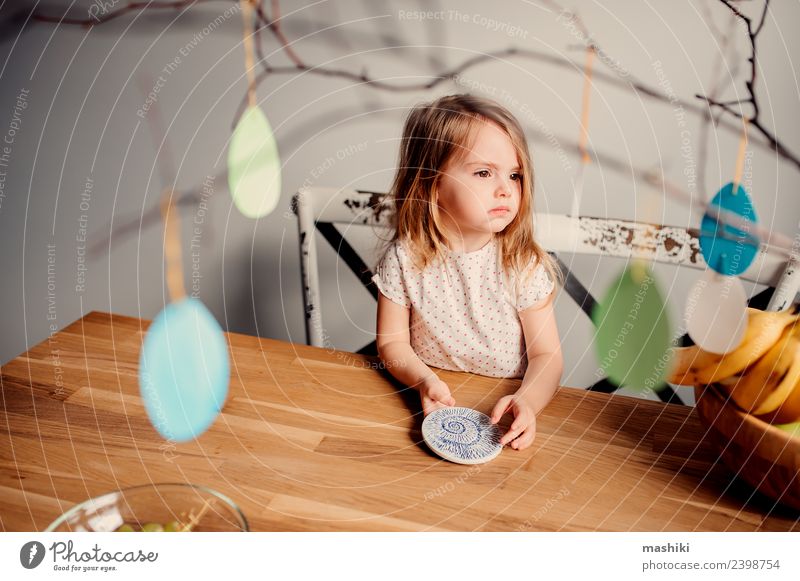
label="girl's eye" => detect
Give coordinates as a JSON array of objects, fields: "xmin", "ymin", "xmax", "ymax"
[{"xmin": 474, "ymin": 170, "xmax": 523, "ymax": 181}]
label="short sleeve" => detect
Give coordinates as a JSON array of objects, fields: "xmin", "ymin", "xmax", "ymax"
[
  {"xmin": 371, "ymin": 243, "xmax": 411, "ymax": 308},
  {"xmin": 516, "ymin": 261, "xmax": 555, "ymax": 311}
]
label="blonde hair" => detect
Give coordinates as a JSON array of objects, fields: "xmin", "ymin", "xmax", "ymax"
[{"xmin": 384, "ymin": 93, "xmax": 562, "ymax": 306}]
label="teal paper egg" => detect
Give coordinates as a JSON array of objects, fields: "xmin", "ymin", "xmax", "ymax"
[
  {"xmin": 139, "ymin": 298, "xmax": 230, "ymax": 442},
  {"xmin": 592, "ymin": 264, "xmax": 672, "ymax": 390},
  {"xmin": 699, "ymin": 182, "xmax": 759, "ymax": 276}
]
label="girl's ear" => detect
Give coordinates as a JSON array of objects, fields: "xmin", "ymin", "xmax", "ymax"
[{"xmin": 430, "ymin": 187, "xmax": 443, "ymax": 230}]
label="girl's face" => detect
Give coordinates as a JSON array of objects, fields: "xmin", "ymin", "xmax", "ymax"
[{"xmin": 435, "ymin": 120, "xmax": 522, "ymax": 249}]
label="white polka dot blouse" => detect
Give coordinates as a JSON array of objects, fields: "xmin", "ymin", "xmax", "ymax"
[{"xmin": 372, "ymin": 237, "xmax": 555, "ymax": 379}]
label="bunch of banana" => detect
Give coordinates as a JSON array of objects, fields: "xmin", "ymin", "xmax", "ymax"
[{"xmin": 667, "ymin": 307, "xmax": 800, "ymax": 424}]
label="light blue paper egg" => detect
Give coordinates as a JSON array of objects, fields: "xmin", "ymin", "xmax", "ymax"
[
  {"xmin": 699, "ymin": 182, "xmax": 759, "ymax": 276},
  {"xmin": 139, "ymin": 298, "xmax": 230, "ymax": 442}
]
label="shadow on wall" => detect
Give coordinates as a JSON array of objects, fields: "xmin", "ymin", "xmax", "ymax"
[{"xmin": 218, "ymin": 220, "xmax": 306, "ymax": 344}]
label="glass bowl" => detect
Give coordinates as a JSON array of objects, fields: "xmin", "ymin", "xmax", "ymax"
[{"xmin": 45, "ymin": 483, "xmax": 249, "ymax": 532}]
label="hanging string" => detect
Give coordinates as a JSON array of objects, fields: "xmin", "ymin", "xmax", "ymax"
[
  {"xmin": 732, "ymin": 116, "xmax": 750, "ymax": 193},
  {"xmin": 705, "ymin": 116, "xmax": 751, "ymax": 275},
  {"xmin": 632, "ymin": 194, "xmax": 659, "ymax": 286},
  {"xmin": 578, "ymin": 46, "xmax": 595, "ymax": 165},
  {"xmin": 240, "ymin": 0, "xmax": 257, "ymax": 109},
  {"xmin": 570, "ymin": 45, "xmax": 595, "ymax": 218},
  {"xmin": 161, "ymin": 188, "xmax": 186, "ymax": 302}
]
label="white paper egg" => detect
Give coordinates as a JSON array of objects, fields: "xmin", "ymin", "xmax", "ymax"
[{"xmin": 685, "ymin": 269, "xmax": 748, "ymax": 354}]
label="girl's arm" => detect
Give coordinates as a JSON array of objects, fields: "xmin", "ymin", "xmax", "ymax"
[
  {"xmin": 491, "ymin": 298, "xmax": 563, "ymax": 449},
  {"xmin": 517, "ymin": 298, "xmax": 564, "ymax": 413},
  {"xmin": 375, "ymin": 293, "xmax": 456, "ymax": 413}
]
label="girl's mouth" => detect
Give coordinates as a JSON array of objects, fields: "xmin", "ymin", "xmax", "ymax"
[{"xmin": 489, "ymin": 207, "xmax": 510, "ymax": 216}]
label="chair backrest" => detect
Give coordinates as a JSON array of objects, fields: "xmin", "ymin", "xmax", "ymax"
[{"xmin": 292, "ymin": 186, "xmax": 800, "ymax": 400}]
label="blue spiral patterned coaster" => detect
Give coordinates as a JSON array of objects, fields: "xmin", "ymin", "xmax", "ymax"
[{"xmin": 422, "ymin": 407, "xmax": 503, "ymax": 464}]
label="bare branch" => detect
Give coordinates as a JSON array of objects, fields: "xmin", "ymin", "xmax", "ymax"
[
  {"xmin": 31, "ymin": 0, "xmax": 225, "ymax": 26},
  {"xmin": 31, "ymin": 0, "xmax": 797, "ymax": 168},
  {"xmin": 88, "ymin": 110, "xmax": 796, "ymax": 262},
  {"xmin": 697, "ymin": 94, "xmax": 795, "ymax": 167},
  {"xmin": 697, "ymin": 7, "xmax": 740, "ymax": 200},
  {"xmin": 700, "ymin": 0, "xmax": 771, "ymax": 133},
  {"xmin": 266, "ymin": 0, "xmax": 304, "ymax": 67},
  {"xmin": 88, "ymin": 188, "xmax": 203, "ymax": 258}
]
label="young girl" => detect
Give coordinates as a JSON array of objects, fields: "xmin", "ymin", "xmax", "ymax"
[{"xmin": 373, "ymin": 93, "xmax": 564, "ymax": 452}]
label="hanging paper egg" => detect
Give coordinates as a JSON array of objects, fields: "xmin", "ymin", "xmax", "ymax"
[
  {"xmin": 139, "ymin": 297, "xmax": 230, "ymax": 442},
  {"xmin": 684, "ymin": 268, "xmax": 747, "ymax": 354},
  {"xmin": 699, "ymin": 182, "xmax": 759, "ymax": 276},
  {"xmin": 592, "ymin": 263, "xmax": 672, "ymax": 390},
  {"xmin": 227, "ymin": 105, "xmax": 281, "ymax": 218}
]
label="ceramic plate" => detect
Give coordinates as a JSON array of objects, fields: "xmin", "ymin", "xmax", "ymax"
[{"xmin": 422, "ymin": 407, "xmax": 503, "ymax": 464}]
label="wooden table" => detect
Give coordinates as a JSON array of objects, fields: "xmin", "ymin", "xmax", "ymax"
[{"xmin": 1, "ymin": 312, "xmax": 798, "ymax": 531}]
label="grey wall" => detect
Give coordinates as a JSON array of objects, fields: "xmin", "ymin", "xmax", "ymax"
[{"xmin": 1, "ymin": 0, "xmax": 798, "ymax": 405}]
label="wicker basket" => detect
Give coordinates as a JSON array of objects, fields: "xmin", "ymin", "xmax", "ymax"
[{"xmin": 693, "ymin": 383, "xmax": 800, "ymax": 511}]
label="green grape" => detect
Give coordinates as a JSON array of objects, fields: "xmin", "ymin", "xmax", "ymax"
[
  {"xmin": 141, "ymin": 522, "xmax": 164, "ymax": 532},
  {"xmin": 115, "ymin": 523, "xmax": 136, "ymax": 532},
  {"xmin": 776, "ymin": 422, "xmax": 800, "ymax": 439},
  {"xmin": 164, "ymin": 520, "xmax": 182, "ymax": 532}
]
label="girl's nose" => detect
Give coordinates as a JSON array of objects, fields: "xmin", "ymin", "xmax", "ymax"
[{"xmin": 496, "ymin": 179, "xmax": 513, "ymax": 197}]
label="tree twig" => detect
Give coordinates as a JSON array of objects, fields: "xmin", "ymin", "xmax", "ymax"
[
  {"xmin": 696, "ymin": 2, "xmax": 792, "ymax": 168},
  {"xmin": 31, "ymin": 0, "xmax": 224, "ymax": 26},
  {"xmin": 696, "ymin": 5, "xmax": 741, "ymax": 201},
  {"xmin": 31, "ymin": 0, "xmax": 797, "ymax": 168}
]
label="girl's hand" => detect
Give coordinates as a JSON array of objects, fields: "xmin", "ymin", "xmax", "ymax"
[
  {"xmin": 419, "ymin": 376, "xmax": 456, "ymax": 416},
  {"xmin": 490, "ymin": 395, "xmax": 537, "ymax": 450}
]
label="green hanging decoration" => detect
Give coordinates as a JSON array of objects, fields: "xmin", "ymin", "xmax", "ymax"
[
  {"xmin": 228, "ymin": 105, "xmax": 281, "ymax": 218},
  {"xmin": 592, "ymin": 262, "xmax": 673, "ymax": 391},
  {"xmin": 227, "ymin": 0, "xmax": 282, "ymax": 219}
]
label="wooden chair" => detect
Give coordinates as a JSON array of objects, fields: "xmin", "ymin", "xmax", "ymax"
[{"xmin": 292, "ymin": 186, "xmax": 799, "ymax": 405}]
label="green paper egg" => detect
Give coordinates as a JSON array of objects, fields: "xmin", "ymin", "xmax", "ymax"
[
  {"xmin": 592, "ymin": 264, "xmax": 673, "ymax": 391},
  {"xmin": 227, "ymin": 105, "xmax": 281, "ymax": 218}
]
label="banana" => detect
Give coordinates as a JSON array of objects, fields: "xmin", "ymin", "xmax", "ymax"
[
  {"xmin": 665, "ymin": 345, "xmax": 720, "ymax": 386},
  {"xmin": 752, "ymin": 335, "xmax": 800, "ymax": 416},
  {"xmin": 760, "ymin": 383, "xmax": 800, "ymax": 424},
  {"xmin": 715, "ymin": 325, "xmax": 800, "ymax": 415},
  {"xmin": 755, "ymin": 351, "xmax": 800, "ymax": 424},
  {"xmin": 666, "ymin": 308, "xmax": 799, "ymax": 386}
]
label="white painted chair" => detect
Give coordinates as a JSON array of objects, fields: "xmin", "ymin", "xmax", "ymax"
[{"xmin": 292, "ymin": 186, "xmax": 799, "ymax": 404}]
